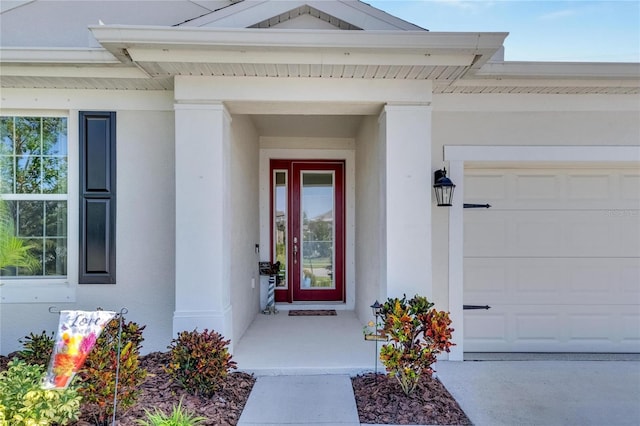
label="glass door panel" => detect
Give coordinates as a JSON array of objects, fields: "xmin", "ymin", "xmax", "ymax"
[
  {"xmin": 301, "ymin": 171, "xmax": 334, "ymax": 290},
  {"xmin": 273, "ymin": 170, "xmax": 287, "ymax": 288}
]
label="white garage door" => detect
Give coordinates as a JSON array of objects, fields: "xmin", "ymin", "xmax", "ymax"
[{"xmin": 464, "ymin": 165, "xmax": 640, "ymax": 352}]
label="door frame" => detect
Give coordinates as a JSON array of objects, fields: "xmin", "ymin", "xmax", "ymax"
[
  {"xmin": 259, "ymin": 146, "xmax": 355, "ymax": 309},
  {"xmin": 270, "ymin": 159, "xmax": 345, "ymax": 303}
]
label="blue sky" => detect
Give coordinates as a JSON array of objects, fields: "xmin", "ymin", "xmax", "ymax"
[{"xmin": 367, "ymin": 1, "xmax": 640, "ymax": 62}]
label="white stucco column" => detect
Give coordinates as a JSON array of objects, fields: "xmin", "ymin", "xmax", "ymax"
[
  {"xmin": 447, "ymin": 160, "xmax": 464, "ymax": 361},
  {"xmin": 380, "ymin": 104, "xmax": 432, "ymax": 299},
  {"xmin": 173, "ymin": 102, "xmax": 233, "ymax": 344}
]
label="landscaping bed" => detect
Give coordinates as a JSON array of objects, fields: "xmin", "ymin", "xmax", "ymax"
[
  {"xmin": 352, "ymin": 372, "xmax": 472, "ymax": 425},
  {"xmin": 1, "ymin": 353, "xmax": 470, "ymax": 425}
]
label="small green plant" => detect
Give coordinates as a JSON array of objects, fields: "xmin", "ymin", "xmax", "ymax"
[
  {"xmin": 0, "ymin": 359, "xmax": 81, "ymax": 426},
  {"xmin": 0, "ymin": 199, "xmax": 40, "ymax": 274},
  {"xmin": 77, "ymin": 315, "xmax": 147, "ymax": 425},
  {"xmin": 166, "ymin": 329, "xmax": 237, "ymax": 397},
  {"xmin": 17, "ymin": 330, "xmax": 55, "ymax": 367},
  {"xmin": 136, "ymin": 397, "xmax": 206, "ymax": 426},
  {"xmin": 378, "ymin": 295, "xmax": 455, "ymax": 396}
]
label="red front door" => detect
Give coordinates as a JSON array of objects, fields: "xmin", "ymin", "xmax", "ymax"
[{"xmin": 271, "ymin": 160, "xmax": 345, "ymax": 303}]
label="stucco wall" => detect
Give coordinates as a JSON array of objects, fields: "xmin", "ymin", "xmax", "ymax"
[
  {"xmin": 354, "ymin": 116, "xmax": 383, "ymax": 324},
  {"xmin": 430, "ymin": 93, "xmax": 640, "ymax": 314},
  {"xmin": 229, "ymin": 114, "xmax": 260, "ymax": 345},
  {"xmin": 1, "ymin": 108, "xmax": 175, "ymax": 355}
]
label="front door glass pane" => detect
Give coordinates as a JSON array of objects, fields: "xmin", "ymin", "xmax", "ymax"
[
  {"xmin": 300, "ymin": 171, "xmax": 334, "ymax": 289},
  {"xmin": 274, "ymin": 170, "xmax": 287, "ymax": 288}
]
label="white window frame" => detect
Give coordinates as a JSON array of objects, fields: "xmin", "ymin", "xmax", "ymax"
[{"xmin": 0, "ymin": 110, "xmax": 77, "ymax": 304}]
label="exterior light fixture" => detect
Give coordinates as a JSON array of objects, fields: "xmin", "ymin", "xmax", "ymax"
[
  {"xmin": 433, "ymin": 168, "xmax": 455, "ymax": 207},
  {"xmin": 370, "ymin": 300, "xmax": 382, "ymax": 317},
  {"xmin": 369, "ymin": 300, "xmax": 383, "ymax": 377}
]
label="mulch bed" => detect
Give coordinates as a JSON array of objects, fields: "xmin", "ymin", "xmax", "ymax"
[
  {"xmin": 352, "ymin": 373, "xmax": 472, "ymax": 425},
  {"xmin": 1, "ymin": 352, "xmax": 471, "ymax": 425}
]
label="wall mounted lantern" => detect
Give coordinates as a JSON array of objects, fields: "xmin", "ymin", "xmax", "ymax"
[{"xmin": 433, "ymin": 168, "xmax": 456, "ymax": 206}]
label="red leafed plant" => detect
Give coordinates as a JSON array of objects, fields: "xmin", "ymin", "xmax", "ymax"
[
  {"xmin": 77, "ymin": 315, "xmax": 146, "ymax": 425},
  {"xmin": 379, "ymin": 295, "xmax": 454, "ymax": 396},
  {"xmin": 166, "ymin": 328, "xmax": 237, "ymax": 398}
]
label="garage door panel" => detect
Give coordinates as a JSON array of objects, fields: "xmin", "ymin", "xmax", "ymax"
[
  {"xmin": 466, "ymin": 170, "xmax": 640, "ymax": 210},
  {"xmin": 466, "ymin": 211, "xmax": 639, "ymax": 257},
  {"xmin": 567, "ymin": 174, "xmax": 611, "ymax": 200},
  {"xmin": 621, "ymin": 174, "xmax": 640, "ymax": 200},
  {"xmin": 465, "ymin": 258, "xmax": 639, "ymax": 306},
  {"xmin": 465, "ymin": 304, "xmax": 640, "ymax": 352},
  {"xmin": 515, "ymin": 174, "xmax": 561, "ymax": 200}
]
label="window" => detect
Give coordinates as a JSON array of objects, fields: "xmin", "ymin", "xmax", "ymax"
[{"xmin": 1, "ymin": 116, "xmax": 68, "ymax": 278}]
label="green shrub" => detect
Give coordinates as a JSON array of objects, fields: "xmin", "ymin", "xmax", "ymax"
[
  {"xmin": 0, "ymin": 359, "xmax": 81, "ymax": 426},
  {"xmin": 136, "ymin": 398, "xmax": 206, "ymax": 426},
  {"xmin": 379, "ymin": 295, "xmax": 455, "ymax": 395},
  {"xmin": 166, "ymin": 329, "xmax": 236, "ymax": 397},
  {"xmin": 17, "ymin": 330, "xmax": 55, "ymax": 367},
  {"xmin": 77, "ymin": 315, "xmax": 147, "ymax": 425}
]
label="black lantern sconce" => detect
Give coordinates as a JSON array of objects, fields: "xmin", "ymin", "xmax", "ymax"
[
  {"xmin": 433, "ymin": 168, "xmax": 456, "ymax": 207},
  {"xmin": 370, "ymin": 300, "xmax": 382, "ymax": 376}
]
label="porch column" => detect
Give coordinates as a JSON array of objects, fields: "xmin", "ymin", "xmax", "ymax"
[
  {"xmin": 173, "ymin": 102, "xmax": 233, "ymax": 343},
  {"xmin": 380, "ymin": 104, "xmax": 432, "ymax": 299}
]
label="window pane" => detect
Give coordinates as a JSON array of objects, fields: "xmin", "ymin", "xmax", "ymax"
[
  {"xmin": 45, "ymin": 237, "xmax": 67, "ymax": 275},
  {"xmin": 42, "ymin": 117, "xmax": 67, "ymax": 155},
  {"xmin": 16, "ymin": 155, "xmax": 41, "ymax": 194},
  {"xmin": 42, "ymin": 157, "xmax": 67, "ymax": 194},
  {"xmin": 0, "ymin": 155, "xmax": 13, "ymax": 193},
  {"xmin": 14, "ymin": 117, "xmax": 41, "ymax": 156},
  {"xmin": 0, "ymin": 117, "xmax": 13, "ymax": 154},
  {"xmin": 17, "ymin": 201, "xmax": 44, "ymax": 238},
  {"xmin": 46, "ymin": 201, "xmax": 67, "ymax": 237}
]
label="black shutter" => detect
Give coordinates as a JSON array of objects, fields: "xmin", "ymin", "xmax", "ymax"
[{"xmin": 79, "ymin": 112, "xmax": 116, "ymax": 284}]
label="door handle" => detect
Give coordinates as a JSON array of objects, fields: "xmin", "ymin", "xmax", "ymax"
[{"xmin": 293, "ymin": 237, "xmax": 298, "ymax": 264}]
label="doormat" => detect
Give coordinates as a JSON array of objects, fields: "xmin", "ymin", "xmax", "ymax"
[{"xmin": 288, "ymin": 310, "xmax": 337, "ymax": 316}]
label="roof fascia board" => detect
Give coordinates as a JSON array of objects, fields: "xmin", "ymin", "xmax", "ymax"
[
  {"xmin": 126, "ymin": 47, "xmax": 474, "ymax": 66},
  {"xmin": 0, "ymin": 48, "xmax": 119, "ymax": 64},
  {"xmin": 89, "ymin": 25, "xmax": 507, "ymax": 53},
  {"xmin": 478, "ymin": 61, "xmax": 640, "ymax": 80},
  {"xmin": 0, "ymin": 64, "xmax": 148, "ymax": 79}
]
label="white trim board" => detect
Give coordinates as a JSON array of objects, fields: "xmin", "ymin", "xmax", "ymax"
[{"xmin": 444, "ymin": 145, "xmax": 640, "ymax": 162}]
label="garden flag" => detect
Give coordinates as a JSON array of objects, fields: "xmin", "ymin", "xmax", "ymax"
[{"xmin": 42, "ymin": 310, "xmax": 116, "ymax": 389}]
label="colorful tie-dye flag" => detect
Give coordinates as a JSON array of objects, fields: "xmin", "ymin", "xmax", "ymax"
[{"xmin": 42, "ymin": 310, "xmax": 116, "ymax": 389}]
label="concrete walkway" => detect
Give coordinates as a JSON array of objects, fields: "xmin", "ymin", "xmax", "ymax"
[
  {"xmin": 237, "ymin": 375, "xmax": 360, "ymax": 426},
  {"xmin": 237, "ymin": 361, "xmax": 640, "ymax": 426}
]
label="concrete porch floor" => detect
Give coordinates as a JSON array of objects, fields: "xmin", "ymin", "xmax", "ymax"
[{"xmin": 232, "ymin": 310, "xmax": 382, "ymax": 375}]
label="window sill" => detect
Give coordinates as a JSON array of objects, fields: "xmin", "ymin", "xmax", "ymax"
[{"xmin": 0, "ymin": 280, "xmax": 76, "ymax": 304}]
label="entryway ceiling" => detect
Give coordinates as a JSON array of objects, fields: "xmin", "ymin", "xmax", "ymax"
[{"xmin": 250, "ymin": 114, "xmax": 364, "ymax": 138}]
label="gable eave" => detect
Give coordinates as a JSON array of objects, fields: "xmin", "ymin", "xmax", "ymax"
[{"xmin": 178, "ymin": 0, "xmax": 424, "ymax": 31}]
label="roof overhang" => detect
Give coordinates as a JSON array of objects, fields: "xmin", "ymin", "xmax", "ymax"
[{"xmin": 1, "ymin": 25, "xmax": 638, "ymax": 95}]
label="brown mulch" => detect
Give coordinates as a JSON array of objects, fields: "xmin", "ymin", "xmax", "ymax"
[
  {"xmin": 1, "ymin": 352, "xmax": 471, "ymax": 425},
  {"xmin": 352, "ymin": 373, "xmax": 472, "ymax": 425}
]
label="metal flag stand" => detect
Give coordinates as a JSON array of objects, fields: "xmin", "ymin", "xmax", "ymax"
[{"xmin": 48, "ymin": 306, "xmax": 128, "ymax": 426}]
